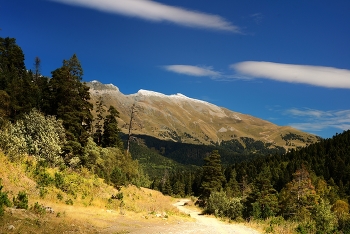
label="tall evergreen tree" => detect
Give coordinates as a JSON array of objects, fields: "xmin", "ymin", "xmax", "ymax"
[
  {"xmin": 279, "ymin": 165, "xmax": 319, "ymax": 220},
  {"xmin": 0, "ymin": 37, "xmax": 36, "ymax": 119},
  {"xmin": 102, "ymin": 105, "xmax": 123, "ymax": 149},
  {"xmin": 200, "ymin": 150, "xmax": 226, "ymax": 201},
  {"xmin": 93, "ymin": 96, "xmax": 105, "ymax": 146},
  {"xmin": 49, "ymin": 54, "xmax": 93, "ymax": 159},
  {"xmin": 244, "ymin": 166, "xmax": 279, "ymax": 219}
]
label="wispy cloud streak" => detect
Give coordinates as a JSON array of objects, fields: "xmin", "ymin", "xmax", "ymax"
[
  {"xmin": 164, "ymin": 65, "xmax": 222, "ymax": 78},
  {"xmin": 50, "ymin": 0, "xmax": 239, "ymax": 32},
  {"xmin": 286, "ymin": 108, "xmax": 350, "ymax": 132},
  {"xmin": 232, "ymin": 61, "xmax": 350, "ymax": 89}
]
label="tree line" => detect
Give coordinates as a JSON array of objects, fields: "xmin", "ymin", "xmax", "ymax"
[{"xmin": 0, "ymin": 36, "xmax": 149, "ymax": 188}]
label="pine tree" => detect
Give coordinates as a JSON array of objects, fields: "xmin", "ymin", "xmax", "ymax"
[
  {"xmin": 200, "ymin": 150, "xmax": 226, "ymax": 201},
  {"xmin": 49, "ymin": 54, "xmax": 93, "ymax": 159},
  {"xmin": 244, "ymin": 166, "xmax": 279, "ymax": 219},
  {"xmin": 279, "ymin": 165, "xmax": 319, "ymax": 220},
  {"xmin": 0, "ymin": 37, "xmax": 37, "ymax": 119},
  {"xmin": 102, "ymin": 105, "xmax": 123, "ymax": 149},
  {"xmin": 225, "ymin": 168, "xmax": 241, "ymax": 198},
  {"xmin": 93, "ymin": 96, "xmax": 105, "ymax": 146}
]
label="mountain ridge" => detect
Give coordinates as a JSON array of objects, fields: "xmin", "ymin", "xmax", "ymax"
[{"xmin": 87, "ymin": 81, "xmax": 320, "ymax": 149}]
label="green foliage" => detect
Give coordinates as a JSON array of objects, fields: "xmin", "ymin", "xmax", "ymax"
[
  {"xmin": 0, "ymin": 109, "xmax": 66, "ymax": 165},
  {"xmin": 13, "ymin": 191, "xmax": 28, "ymax": 209},
  {"xmin": 244, "ymin": 167, "xmax": 279, "ymax": 220},
  {"xmin": 312, "ymin": 199, "xmax": 337, "ymax": 233},
  {"xmin": 34, "ymin": 166, "xmax": 54, "ymax": 187},
  {"xmin": 0, "ymin": 180, "xmax": 12, "ymax": 216},
  {"xmin": 102, "ymin": 105, "xmax": 123, "ymax": 149},
  {"xmin": 0, "ymin": 120, "xmax": 27, "ymax": 161},
  {"xmin": 205, "ymin": 191, "xmax": 229, "ymax": 217},
  {"xmin": 205, "ymin": 192, "xmax": 243, "ymax": 220},
  {"xmin": 93, "ymin": 96, "xmax": 105, "ymax": 146},
  {"xmin": 31, "ymin": 202, "xmax": 46, "ymax": 216},
  {"xmin": 49, "ymin": 54, "xmax": 93, "ymax": 159},
  {"xmin": 20, "ymin": 109, "xmax": 66, "ymax": 165},
  {"xmin": 200, "ymin": 150, "xmax": 226, "ymax": 200},
  {"xmin": 295, "ymin": 220, "xmax": 316, "ymax": 234},
  {"xmin": 279, "ymin": 166, "xmax": 318, "ymax": 221},
  {"xmin": 65, "ymin": 199, "xmax": 73, "ymax": 205},
  {"xmin": 57, "ymin": 192, "xmax": 63, "ymax": 201},
  {"xmin": 111, "ymin": 192, "xmax": 124, "ymax": 200},
  {"xmin": 110, "ymin": 167, "xmax": 126, "ymax": 187},
  {"xmin": 54, "ymin": 172, "xmax": 65, "ymax": 190},
  {"xmin": 225, "ymin": 197, "xmax": 243, "ymax": 220}
]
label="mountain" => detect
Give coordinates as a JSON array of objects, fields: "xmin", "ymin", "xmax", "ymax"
[{"xmin": 87, "ymin": 81, "xmax": 320, "ymax": 150}]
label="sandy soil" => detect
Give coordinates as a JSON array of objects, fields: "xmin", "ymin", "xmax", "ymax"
[{"xmin": 104, "ymin": 199, "xmax": 261, "ymax": 234}]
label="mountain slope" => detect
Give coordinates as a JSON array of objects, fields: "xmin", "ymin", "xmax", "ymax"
[{"xmin": 87, "ymin": 81, "xmax": 319, "ymax": 149}]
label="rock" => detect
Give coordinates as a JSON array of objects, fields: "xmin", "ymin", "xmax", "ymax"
[
  {"xmin": 8, "ymin": 225, "xmax": 15, "ymax": 231},
  {"xmin": 45, "ymin": 206, "xmax": 55, "ymax": 213}
]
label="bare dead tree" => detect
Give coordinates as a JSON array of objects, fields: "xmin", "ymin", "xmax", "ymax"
[{"xmin": 126, "ymin": 103, "xmax": 137, "ymax": 155}]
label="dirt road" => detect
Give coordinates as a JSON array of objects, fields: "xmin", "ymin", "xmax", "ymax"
[
  {"xmin": 114, "ymin": 199, "xmax": 261, "ymax": 234},
  {"xmin": 170, "ymin": 199, "xmax": 261, "ymax": 234}
]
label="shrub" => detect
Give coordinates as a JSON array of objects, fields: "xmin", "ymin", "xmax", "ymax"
[
  {"xmin": 225, "ymin": 197, "xmax": 243, "ymax": 220},
  {"xmin": 0, "ymin": 121, "xmax": 27, "ymax": 161},
  {"xmin": 313, "ymin": 199, "xmax": 337, "ymax": 233},
  {"xmin": 35, "ymin": 170, "xmax": 53, "ymax": 187},
  {"xmin": 0, "ymin": 180, "xmax": 12, "ymax": 216},
  {"xmin": 57, "ymin": 192, "xmax": 63, "ymax": 201},
  {"xmin": 31, "ymin": 202, "xmax": 46, "ymax": 216},
  {"xmin": 111, "ymin": 192, "xmax": 123, "ymax": 200},
  {"xmin": 295, "ymin": 220, "xmax": 316, "ymax": 234},
  {"xmin": 13, "ymin": 191, "xmax": 28, "ymax": 209},
  {"xmin": 65, "ymin": 199, "xmax": 73, "ymax": 205},
  {"xmin": 54, "ymin": 172, "xmax": 65, "ymax": 190},
  {"xmin": 205, "ymin": 191, "xmax": 229, "ymax": 218}
]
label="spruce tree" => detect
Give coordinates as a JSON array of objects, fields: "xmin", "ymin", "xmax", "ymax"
[
  {"xmin": 93, "ymin": 96, "xmax": 105, "ymax": 146},
  {"xmin": 49, "ymin": 54, "xmax": 93, "ymax": 160},
  {"xmin": 102, "ymin": 105, "xmax": 123, "ymax": 149},
  {"xmin": 244, "ymin": 166, "xmax": 279, "ymax": 219},
  {"xmin": 200, "ymin": 150, "xmax": 226, "ymax": 201}
]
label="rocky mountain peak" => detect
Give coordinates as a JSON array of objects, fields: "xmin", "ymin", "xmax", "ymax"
[{"xmin": 87, "ymin": 81, "xmax": 319, "ymax": 149}]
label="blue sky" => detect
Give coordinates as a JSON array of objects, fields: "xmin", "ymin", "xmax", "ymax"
[{"xmin": 1, "ymin": 0, "xmax": 350, "ymax": 138}]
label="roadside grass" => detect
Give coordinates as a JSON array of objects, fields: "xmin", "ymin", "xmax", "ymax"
[{"xmin": 0, "ymin": 152, "xmax": 188, "ymax": 233}]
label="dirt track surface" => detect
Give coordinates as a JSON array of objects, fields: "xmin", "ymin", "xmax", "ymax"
[{"xmin": 104, "ymin": 199, "xmax": 261, "ymax": 234}]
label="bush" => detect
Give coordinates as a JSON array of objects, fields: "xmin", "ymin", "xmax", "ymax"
[
  {"xmin": 205, "ymin": 191, "xmax": 229, "ymax": 218},
  {"xmin": 13, "ymin": 191, "xmax": 28, "ymax": 209},
  {"xmin": 226, "ymin": 197, "xmax": 243, "ymax": 220},
  {"xmin": 111, "ymin": 192, "xmax": 123, "ymax": 200},
  {"xmin": 31, "ymin": 202, "xmax": 46, "ymax": 216},
  {"xmin": 57, "ymin": 192, "xmax": 63, "ymax": 201},
  {"xmin": 0, "ymin": 180, "xmax": 12, "ymax": 216},
  {"xmin": 313, "ymin": 199, "xmax": 337, "ymax": 233},
  {"xmin": 295, "ymin": 220, "xmax": 316, "ymax": 234},
  {"xmin": 54, "ymin": 172, "xmax": 65, "ymax": 190},
  {"xmin": 65, "ymin": 199, "xmax": 73, "ymax": 205}
]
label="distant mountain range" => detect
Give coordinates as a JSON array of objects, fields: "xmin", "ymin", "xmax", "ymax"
[{"xmin": 87, "ymin": 81, "xmax": 320, "ymax": 151}]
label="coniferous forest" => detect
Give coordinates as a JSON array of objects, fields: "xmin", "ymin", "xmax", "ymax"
[{"xmin": 1, "ymin": 36, "xmax": 350, "ymax": 233}]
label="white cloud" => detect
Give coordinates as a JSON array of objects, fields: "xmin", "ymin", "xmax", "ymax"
[
  {"xmin": 50, "ymin": 0, "xmax": 239, "ymax": 32},
  {"xmin": 231, "ymin": 61, "xmax": 350, "ymax": 89},
  {"xmin": 164, "ymin": 65, "xmax": 221, "ymax": 77},
  {"xmin": 286, "ymin": 108, "xmax": 350, "ymax": 132}
]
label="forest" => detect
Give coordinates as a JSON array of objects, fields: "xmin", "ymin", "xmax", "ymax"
[{"xmin": 1, "ymin": 36, "xmax": 350, "ymax": 233}]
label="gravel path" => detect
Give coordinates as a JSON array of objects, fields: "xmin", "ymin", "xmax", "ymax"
[
  {"xmin": 170, "ymin": 199, "xmax": 261, "ymax": 234},
  {"xmin": 122, "ymin": 199, "xmax": 261, "ymax": 234}
]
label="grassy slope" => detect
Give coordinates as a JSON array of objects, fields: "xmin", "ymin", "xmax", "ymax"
[{"xmin": 0, "ymin": 152, "xmax": 189, "ymax": 233}]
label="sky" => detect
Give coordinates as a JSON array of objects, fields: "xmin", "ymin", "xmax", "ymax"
[{"xmin": 1, "ymin": 0, "xmax": 350, "ymax": 139}]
